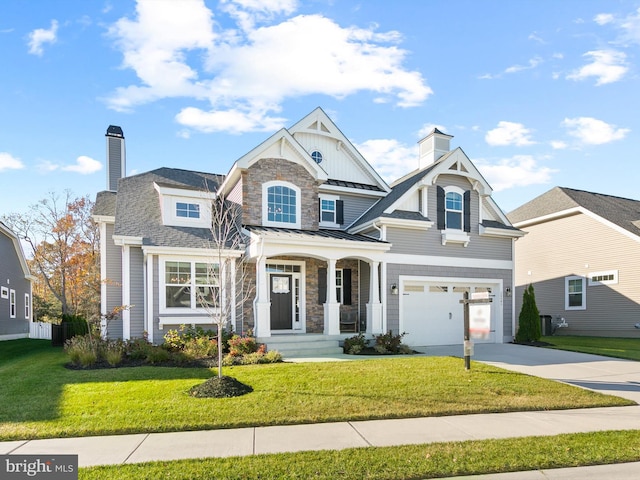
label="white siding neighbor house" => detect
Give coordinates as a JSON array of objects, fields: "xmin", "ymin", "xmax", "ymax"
[
  {"xmin": 94, "ymin": 108, "xmax": 523, "ymax": 354},
  {"xmin": 509, "ymin": 187, "xmax": 640, "ymax": 338}
]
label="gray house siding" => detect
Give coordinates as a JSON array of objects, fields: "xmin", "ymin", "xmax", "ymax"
[
  {"xmin": 386, "ymin": 263, "xmax": 513, "ymax": 339},
  {"xmin": 340, "ymin": 194, "xmax": 379, "ymax": 230},
  {"xmin": 515, "ymin": 212, "xmax": 640, "ymax": 338},
  {"xmin": 0, "ymin": 230, "xmax": 30, "ymax": 338},
  {"xmin": 104, "ymin": 223, "xmax": 123, "ymax": 339},
  {"xmin": 129, "ymin": 247, "xmax": 145, "ymax": 338}
]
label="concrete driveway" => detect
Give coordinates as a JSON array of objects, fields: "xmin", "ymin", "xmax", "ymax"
[{"xmin": 420, "ymin": 342, "xmax": 640, "ymax": 403}]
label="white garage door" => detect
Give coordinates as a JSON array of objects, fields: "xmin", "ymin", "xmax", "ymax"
[{"xmin": 401, "ymin": 279, "xmax": 500, "ymax": 346}]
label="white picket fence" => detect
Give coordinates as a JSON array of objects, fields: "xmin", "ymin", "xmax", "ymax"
[{"xmin": 29, "ymin": 321, "xmax": 52, "ymax": 340}]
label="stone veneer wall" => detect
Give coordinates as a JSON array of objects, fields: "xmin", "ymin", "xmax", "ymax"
[{"xmin": 242, "ymin": 158, "xmax": 319, "ymax": 230}]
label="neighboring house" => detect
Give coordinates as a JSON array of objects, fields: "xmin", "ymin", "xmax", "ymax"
[
  {"xmin": 94, "ymin": 108, "xmax": 523, "ymax": 353},
  {"xmin": 0, "ymin": 221, "xmax": 33, "ymax": 340},
  {"xmin": 508, "ymin": 187, "xmax": 640, "ymax": 338}
]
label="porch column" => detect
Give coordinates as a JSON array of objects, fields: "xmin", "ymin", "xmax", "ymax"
[
  {"xmin": 324, "ymin": 259, "xmax": 341, "ymax": 335},
  {"xmin": 255, "ymin": 257, "xmax": 271, "ymax": 337},
  {"xmin": 367, "ymin": 260, "xmax": 383, "ymax": 334}
]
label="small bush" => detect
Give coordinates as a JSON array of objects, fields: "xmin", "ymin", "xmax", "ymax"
[
  {"xmin": 227, "ymin": 335, "xmax": 259, "ymax": 356},
  {"xmin": 65, "ymin": 335, "xmax": 99, "ymax": 367},
  {"xmin": 343, "ymin": 333, "xmax": 368, "ymax": 355},
  {"xmin": 104, "ymin": 342, "xmax": 124, "ymax": 366},
  {"xmin": 145, "ymin": 347, "xmax": 171, "ymax": 364},
  {"xmin": 125, "ymin": 338, "xmax": 153, "ymax": 360},
  {"xmin": 182, "ymin": 337, "xmax": 218, "ymax": 360},
  {"xmin": 373, "ymin": 331, "xmax": 407, "ymax": 354}
]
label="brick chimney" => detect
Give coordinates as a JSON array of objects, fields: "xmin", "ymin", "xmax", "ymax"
[
  {"xmin": 418, "ymin": 128, "xmax": 453, "ymax": 169},
  {"xmin": 106, "ymin": 125, "xmax": 125, "ymax": 192}
]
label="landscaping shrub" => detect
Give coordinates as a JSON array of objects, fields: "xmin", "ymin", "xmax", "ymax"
[
  {"xmin": 145, "ymin": 347, "xmax": 171, "ymax": 364},
  {"xmin": 515, "ymin": 284, "xmax": 542, "ymax": 343},
  {"xmin": 182, "ymin": 337, "xmax": 218, "ymax": 359},
  {"xmin": 343, "ymin": 333, "xmax": 367, "ymax": 354},
  {"xmin": 65, "ymin": 334, "xmax": 98, "ymax": 367},
  {"xmin": 104, "ymin": 341, "xmax": 124, "ymax": 366},
  {"xmin": 227, "ymin": 335, "xmax": 259, "ymax": 356},
  {"xmin": 124, "ymin": 337, "xmax": 153, "ymax": 360},
  {"xmin": 373, "ymin": 331, "xmax": 407, "ymax": 354}
]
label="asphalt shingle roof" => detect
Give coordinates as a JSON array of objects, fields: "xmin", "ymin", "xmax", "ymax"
[
  {"xmin": 94, "ymin": 190, "xmax": 117, "ymax": 217},
  {"xmin": 113, "ymin": 168, "xmax": 227, "ymax": 248},
  {"xmin": 508, "ymin": 186, "xmax": 640, "ymax": 237}
]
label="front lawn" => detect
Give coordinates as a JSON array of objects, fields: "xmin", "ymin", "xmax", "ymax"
[
  {"xmin": 82, "ymin": 430, "xmax": 640, "ymax": 480},
  {"xmin": 0, "ymin": 339, "xmax": 633, "ymax": 441},
  {"xmin": 543, "ymin": 336, "xmax": 640, "ymax": 361}
]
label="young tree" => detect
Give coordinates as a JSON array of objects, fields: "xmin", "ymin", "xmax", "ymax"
[
  {"xmin": 196, "ymin": 192, "xmax": 253, "ymax": 379},
  {"xmin": 2, "ymin": 191, "xmax": 100, "ymax": 320},
  {"xmin": 515, "ymin": 284, "xmax": 542, "ymax": 343}
]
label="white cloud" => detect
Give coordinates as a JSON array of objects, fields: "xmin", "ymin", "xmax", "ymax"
[
  {"xmin": 594, "ymin": 13, "xmax": 614, "ymax": 25},
  {"xmin": 0, "ymin": 153, "xmax": 24, "ymax": 171},
  {"xmin": 567, "ymin": 50, "xmax": 628, "ymax": 85},
  {"xmin": 479, "ymin": 56, "xmax": 542, "ymax": 79},
  {"xmin": 355, "ymin": 139, "xmax": 417, "ymax": 182},
  {"xmin": 504, "ymin": 56, "xmax": 543, "ymax": 74},
  {"xmin": 27, "ymin": 20, "xmax": 58, "ymax": 56},
  {"xmin": 550, "ymin": 140, "xmax": 568, "ymax": 150},
  {"xmin": 106, "ymin": 0, "xmax": 432, "ymax": 132},
  {"xmin": 562, "ymin": 117, "xmax": 629, "ymax": 145},
  {"xmin": 476, "ymin": 156, "xmax": 556, "ymax": 192},
  {"xmin": 485, "ymin": 121, "xmax": 535, "ymax": 147},
  {"xmin": 62, "ymin": 156, "xmax": 103, "ymax": 174},
  {"xmin": 37, "ymin": 156, "xmax": 102, "ymax": 174}
]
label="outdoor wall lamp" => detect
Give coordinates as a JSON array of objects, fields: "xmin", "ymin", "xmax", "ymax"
[
  {"xmin": 505, "ymin": 287, "xmax": 512, "ymax": 297},
  {"xmin": 391, "ymin": 283, "xmax": 399, "ymax": 295}
]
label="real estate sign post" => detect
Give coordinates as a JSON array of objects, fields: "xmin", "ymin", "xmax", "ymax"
[{"xmin": 461, "ymin": 292, "xmax": 492, "ymax": 371}]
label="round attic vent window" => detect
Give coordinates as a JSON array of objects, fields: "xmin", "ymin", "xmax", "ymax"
[{"xmin": 311, "ymin": 150, "xmax": 323, "ymax": 164}]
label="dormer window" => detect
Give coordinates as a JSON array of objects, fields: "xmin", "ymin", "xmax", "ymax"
[
  {"xmin": 263, "ymin": 181, "xmax": 301, "ymax": 229},
  {"xmin": 176, "ymin": 202, "xmax": 200, "ymax": 219}
]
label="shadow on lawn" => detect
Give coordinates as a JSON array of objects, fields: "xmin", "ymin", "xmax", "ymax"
[{"xmin": 0, "ymin": 339, "xmax": 212, "ymax": 424}]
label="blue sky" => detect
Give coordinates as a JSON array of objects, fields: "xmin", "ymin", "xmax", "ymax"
[{"xmin": 1, "ymin": 0, "xmax": 639, "ymax": 219}]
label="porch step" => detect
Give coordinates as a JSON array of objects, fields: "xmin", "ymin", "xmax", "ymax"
[{"xmin": 258, "ymin": 335, "xmax": 344, "ymax": 358}]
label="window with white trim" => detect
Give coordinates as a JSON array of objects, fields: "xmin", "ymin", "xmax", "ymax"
[
  {"xmin": 25, "ymin": 293, "xmax": 30, "ymax": 319},
  {"xmin": 311, "ymin": 150, "xmax": 323, "ymax": 164},
  {"xmin": 335, "ymin": 269, "xmax": 343, "ymax": 303},
  {"xmin": 565, "ymin": 276, "xmax": 586, "ymax": 310},
  {"xmin": 588, "ymin": 270, "xmax": 618, "ymax": 286},
  {"xmin": 176, "ymin": 202, "xmax": 200, "ymax": 219},
  {"xmin": 163, "ymin": 260, "xmax": 219, "ymax": 312},
  {"xmin": 319, "ymin": 194, "xmax": 341, "ymax": 227},
  {"xmin": 445, "ymin": 191, "xmax": 463, "ymax": 230},
  {"xmin": 9, "ymin": 289, "xmax": 16, "ymax": 318},
  {"xmin": 263, "ymin": 181, "xmax": 300, "ymax": 228}
]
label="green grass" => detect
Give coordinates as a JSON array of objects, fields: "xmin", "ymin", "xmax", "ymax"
[
  {"xmin": 543, "ymin": 335, "xmax": 640, "ymax": 361},
  {"xmin": 81, "ymin": 430, "xmax": 640, "ymax": 479},
  {"xmin": 0, "ymin": 339, "xmax": 633, "ymax": 441}
]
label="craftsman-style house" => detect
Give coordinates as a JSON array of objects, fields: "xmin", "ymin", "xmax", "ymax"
[{"xmin": 94, "ymin": 109, "xmax": 523, "ymax": 354}]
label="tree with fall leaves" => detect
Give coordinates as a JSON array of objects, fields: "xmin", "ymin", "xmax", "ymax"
[{"xmin": 2, "ymin": 191, "xmax": 100, "ymax": 321}]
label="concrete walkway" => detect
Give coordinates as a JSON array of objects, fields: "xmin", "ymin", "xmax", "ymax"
[{"xmin": 2, "ymin": 343, "xmax": 640, "ymax": 478}]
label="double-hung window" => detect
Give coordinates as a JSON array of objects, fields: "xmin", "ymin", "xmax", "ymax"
[
  {"xmin": 445, "ymin": 192, "xmax": 463, "ymax": 230},
  {"xmin": 164, "ymin": 261, "xmax": 219, "ymax": 311},
  {"xmin": 24, "ymin": 293, "xmax": 30, "ymax": 319},
  {"xmin": 565, "ymin": 276, "xmax": 586, "ymax": 310}
]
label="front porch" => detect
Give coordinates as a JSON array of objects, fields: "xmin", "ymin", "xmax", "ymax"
[{"xmin": 244, "ymin": 226, "xmax": 390, "ymax": 341}]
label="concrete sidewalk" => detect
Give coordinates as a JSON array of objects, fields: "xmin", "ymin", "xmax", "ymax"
[
  {"xmin": 2, "ymin": 343, "xmax": 640, "ymax": 479},
  {"xmin": 3, "ymin": 406, "xmax": 640, "ymax": 468}
]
